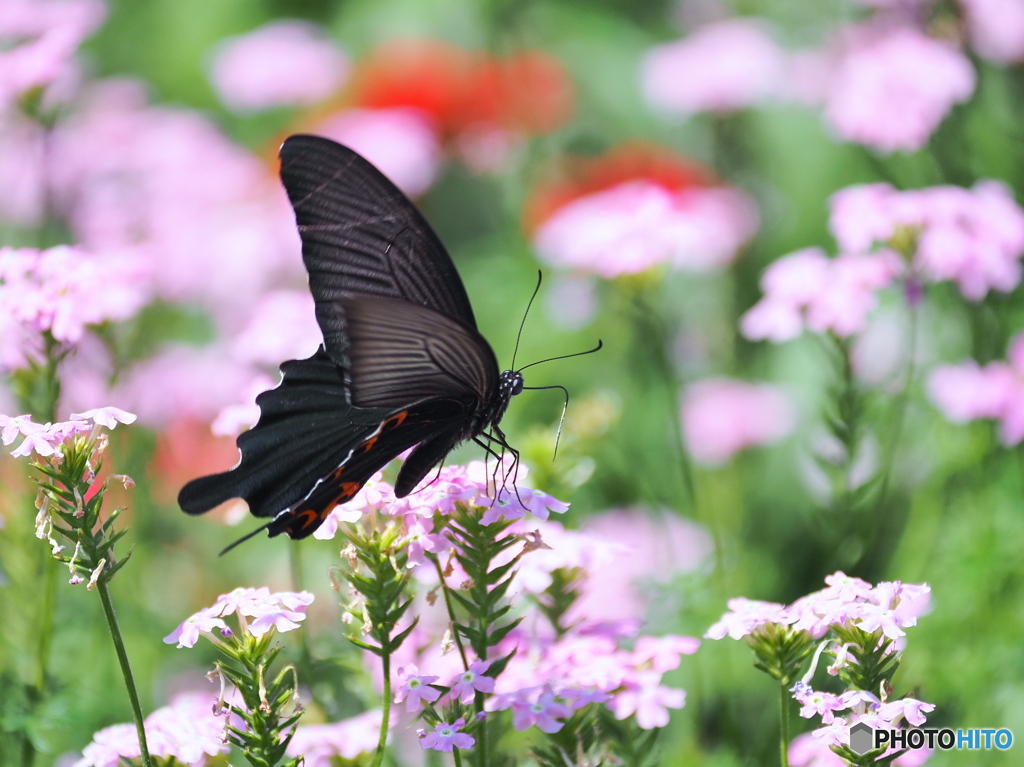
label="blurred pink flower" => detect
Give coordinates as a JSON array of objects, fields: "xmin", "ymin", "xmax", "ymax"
[
  {"xmin": 286, "ymin": 710, "xmax": 384, "ymax": 766},
  {"xmin": 211, "ymin": 373, "xmax": 274, "ymax": 438},
  {"xmin": 742, "ymin": 247, "xmax": 900, "ymax": 341},
  {"xmin": 569, "ymin": 509, "xmax": 712, "ymax": 624},
  {"xmin": 788, "ymin": 731, "xmax": 847, "ymax": 767},
  {"xmin": 961, "ymin": 0, "xmax": 1024, "ymax": 63},
  {"xmin": 606, "ymin": 671, "xmax": 686, "ymax": 729},
  {"xmin": 0, "ymin": 245, "xmax": 150, "ymax": 363},
  {"xmin": 831, "ymin": 181, "xmax": 1024, "ymax": 300},
  {"xmin": 229, "ymin": 290, "xmax": 321, "ymax": 365},
  {"xmin": 0, "ymin": 114, "xmax": 47, "ymax": 225},
  {"xmin": 209, "ymin": 20, "xmax": 349, "ymax": 112},
  {"xmin": 0, "ymin": 0, "xmax": 105, "ymax": 109},
  {"xmin": 49, "ymin": 80, "xmax": 299, "ymax": 318},
  {"xmin": 928, "ymin": 332, "xmax": 1024, "ymax": 445},
  {"xmin": 823, "ymin": 25, "xmax": 975, "ymax": 153},
  {"xmin": 111, "ymin": 344, "xmax": 255, "ymax": 427},
  {"xmin": 533, "ymin": 180, "xmax": 757, "ymax": 278},
  {"xmin": 681, "ymin": 378, "xmax": 795, "ymax": 465},
  {"xmin": 75, "ymin": 692, "xmax": 228, "ymax": 767},
  {"xmin": 315, "ymin": 107, "xmax": 442, "ymax": 197},
  {"xmin": 642, "ymin": 19, "xmax": 789, "ymax": 115},
  {"xmin": 705, "ymin": 597, "xmax": 789, "ymax": 640}
]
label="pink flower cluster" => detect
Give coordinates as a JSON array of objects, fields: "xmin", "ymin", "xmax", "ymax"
[
  {"xmin": 0, "ymin": 407, "xmax": 136, "ymax": 458},
  {"xmin": 533, "ymin": 180, "xmax": 758, "ymax": 278},
  {"xmin": 285, "ymin": 710, "xmax": 384, "ymax": 766},
  {"xmin": 0, "ymin": 0, "xmax": 106, "ymax": 110},
  {"xmin": 741, "ymin": 247, "xmax": 899, "ymax": 341},
  {"xmin": 789, "ymin": 725, "xmax": 931, "ymax": 767},
  {"xmin": 0, "ymin": 246, "xmax": 149, "ymax": 368},
  {"xmin": 831, "ymin": 181, "xmax": 1024, "ymax": 300},
  {"xmin": 164, "ymin": 587, "xmax": 314, "ymax": 648},
  {"xmin": 821, "ymin": 24, "xmax": 975, "ymax": 153},
  {"xmin": 491, "ymin": 624, "xmax": 700, "ymax": 730},
  {"xmin": 706, "ymin": 571, "xmax": 931, "ymax": 642},
  {"xmin": 928, "ymin": 332, "xmax": 1024, "ymax": 445},
  {"xmin": 209, "ymin": 20, "xmax": 349, "ymax": 112},
  {"xmin": 74, "ymin": 692, "xmax": 229, "ymax": 767},
  {"xmin": 681, "ymin": 378, "xmax": 796, "ymax": 464},
  {"xmin": 312, "ymin": 458, "xmax": 570, "ymax": 545},
  {"xmin": 744, "ymin": 180, "xmax": 1024, "ymax": 342},
  {"xmin": 641, "ymin": 19, "xmax": 789, "ymax": 115}
]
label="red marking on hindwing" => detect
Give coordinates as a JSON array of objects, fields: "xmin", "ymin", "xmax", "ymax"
[
  {"xmin": 360, "ymin": 435, "xmax": 379, "ymax": 454},
  {"xmin": 383, "ymin": 410, "xmax": 409, "ymax": 430},
  {"xmin": 296, "ymin": 509, "xmax": 319, "ymax": 530}
]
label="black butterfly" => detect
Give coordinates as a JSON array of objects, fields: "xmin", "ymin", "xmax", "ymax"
[{"xmin": 178, "ymin": 135, "xmax": 534, "ymax": 543}]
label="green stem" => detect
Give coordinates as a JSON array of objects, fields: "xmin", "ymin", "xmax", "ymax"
[
  {"xmin": 33, "ymin": 561, "xmax": 57, "ymax": 692},
  {"xmin": 288, "ymin": 543, "xmax": 315, "ymax": 673},
  {"xmin": 474, "ymin": 691, "xmax": 488, "ymax": 767},
  {"xmin": 97, "ymin": 579, "xmax": 152, "ymax": 767},
  {"xmin": 372, "ymin": 652, "xmax": 391, "ymax": 767},
  {"xmin": 453, "ymin": 748, "xmax": 465, "ymax": 767},
  {"xmin": 779, "ymin": 680, "xmax": 791, "ymax": 767},
  {"xmin": 432, "ymin": 556, "xmax": 469, "ymax": 669}
]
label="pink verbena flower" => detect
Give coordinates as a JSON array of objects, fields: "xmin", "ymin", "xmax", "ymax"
[
  {"xmin": 791, "ymin": 682, "xmax": 847, "ymax": 724},
  {"xmin": 706, "ymin": 597, "xmax": 790, "ymax": 639},
  {"xmin": 448, "ymin": 659, "xmax": 495, "ymax": 704},
  {"xmin": 633, "ymin": 635, "xmax": 701, "ymax": 672},
  {"xmin": 681, "ymin": 378, "xmax": 795, "ymax": 465},
  {"xmin": 316, "ymin": 107, "xmax": 441, "ymax": 197},
  {"xmin": 822, "ymin": 24, "xmax": 975, "ymax": 152},
  {"xmin": 286, "ymin": 710, "xmax": 384, "ymax": 766},
  {"xmin": 831, "ymin": 181, "xmax": 1024, "ymax": 300},
  {"xmin": 533, "ymin": 180, "xmax": 758, "ymax": 278},
  {"xmin": 70, "ymin": 407, "xmax": 137, "ymax": 430},
  {"xmin": 510, "ymin": 686, "xmax": 573, "ymax": 733},
  {"xmin": 788, "ymin": 731, "xmax": 847, "ymax": 767},
  {"xmin": 418, "ymin": 719, "xmax": 475, "ymax": 752},
  {"xmin": 395, "ymin": 665, "xmax": 442, "ymax": 712},
  {"xmin": 877, "ymin": 697, "xmax": 936, "ymax": 726},
  {"xmin": 961, "ymin": 0, "xmax": 1024, "ymax": 63},
  {"xmin": 642, "ymin": 18, "xmax": 789, "ymax": 115},
  {"xmin": 209, "ymin": 20, "xmax": 349, "ymax": 112},
  {"xmin": 229, "ymin": 290, "xmax": 321, "ymax": 366},
  {"xmin": 163, "ymin": 606, "xmax": 229, "ymax": 649},
  {"xmin": 929, "ymin": 332, "xmax": 1024, "ymax": 445},
  {"xmin": 741, "ymin": 247, "xmax": 899, "ymax": 341}
]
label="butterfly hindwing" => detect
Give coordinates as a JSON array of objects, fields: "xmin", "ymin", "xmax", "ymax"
[
  {"xmin": 177, "ymin": 347, "xmax": 392, "ymax": 519},
  {"xmin": 266, "ymin": 397, "xmax": 475, "ymax": 539},
  {"xmin": 278, "ymin": 135, "xmax": 478, "ymax": 365}
]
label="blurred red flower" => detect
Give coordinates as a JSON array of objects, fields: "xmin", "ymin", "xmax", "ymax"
[{"xmin": 350, "ymin": 39, "xmax": 574, "ymax": 138}]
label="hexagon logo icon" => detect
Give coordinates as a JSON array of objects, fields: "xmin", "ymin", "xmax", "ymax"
[{"xmin": 850, "ymin": 722, "xmax": 874, "ymax": 755}]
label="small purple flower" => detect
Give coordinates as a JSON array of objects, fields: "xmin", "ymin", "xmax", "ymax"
[
  {"xmin": 510, "ymin": 686, "xmax": 573, "ymax": 733},
  {"xmin": 418, "ymin": 719, "xmax": 475, "ymax": 753},
  {"xmin": 791, "ymin": 684, "xmax": 846, "ymax": 724},
  {"xmin": 395, "ymin": 665, "xmax": 442, "ymax": 713},
  {"xmin": 448, "ymin": 659, "xmax": 495, "ymax": 704},
  {"xmin": 632, "ymin": 634, "xmax": 701, "ymax": 672},
  {"xmin": 560, "ymin": 686, "xmax": 611, "ymax": 710}
]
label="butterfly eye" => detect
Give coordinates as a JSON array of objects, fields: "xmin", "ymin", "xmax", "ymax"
[{"xmin": 511, "ymin": 374, "xmax": 524, "ymax": 396}]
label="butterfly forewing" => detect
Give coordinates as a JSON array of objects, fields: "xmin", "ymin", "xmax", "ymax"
[
  {"xmin": 342, "ymin": 295, "xmax": 497, "ymax": 408},
  {"xmin": 279, "ymin": 135, "xmax": 478, "ymax": 364}
]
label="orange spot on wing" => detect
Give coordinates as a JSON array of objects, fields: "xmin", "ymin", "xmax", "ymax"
[
  {"xmin": 360, "ymin": 435, "xmax": 379, "ymax": 453},
  {"xmin": 383, "ymin": 410, "xmax": 409, "ymax": 430}
]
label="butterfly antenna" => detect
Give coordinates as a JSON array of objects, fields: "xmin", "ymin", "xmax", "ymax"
[
  {"xmin": 522, "ymin": 384, "xmax": 570, "ymax": 460},
  {"xmin": 219, "ymin": 521, "xmax": 272, "ymax": 556},
  {"xmin": 517, "ymin": 339, "xmax": 603, "ymax": 373},
  {"xmin": 511, "ymin": 270, "xmax": 543, "ymax": 371}
]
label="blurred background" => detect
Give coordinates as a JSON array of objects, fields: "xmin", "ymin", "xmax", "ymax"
[{"xmin": 2, "ymin": 0, "xmax": 1023, "ymax": 764}]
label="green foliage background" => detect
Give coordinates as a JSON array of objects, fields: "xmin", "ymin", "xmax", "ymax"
[{"xmin": 2, "ymin": 0, "xmax": 1023, "ymax": 765}]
